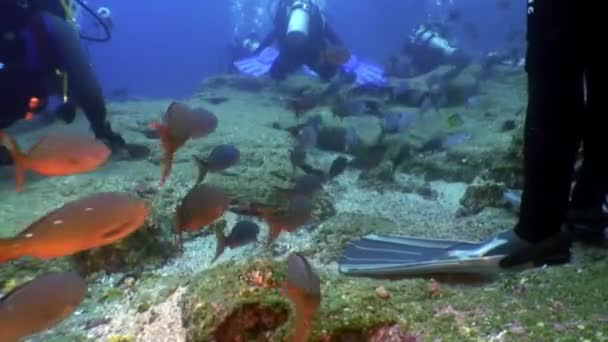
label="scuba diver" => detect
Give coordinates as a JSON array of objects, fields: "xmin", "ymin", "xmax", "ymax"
[
  {"xmin": 339, "ymin": 0, "xmax": 606, "ymax": 277},
  {"xmin": 387, "ymin": 23, "xmax": 472, "ymax": 82},
  {"xmin": 0, "ymin": 0, "xmax": 125, "ymax": 164},
  {"xmin": 252, "ymin": 0, "xmax": 345, "ymax": 81}
]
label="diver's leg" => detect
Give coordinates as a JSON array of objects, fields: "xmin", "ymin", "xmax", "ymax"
[
  {"xmin": 41, "ymin": 14, "xmax": 106, "ymax": 133},
  {"xmin": 269, "ymin": 52, "xmax": 300, "ymax": 81},
  {"xmin": 567, "ymin": 4, "xmax": 608, "ymax": 239},
  {"xmin": 514, "ymin": 0, "xmax": 585, "ymax": 244}
]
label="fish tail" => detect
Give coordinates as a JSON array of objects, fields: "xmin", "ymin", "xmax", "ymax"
[
  {"xmin": 211, "ymin": 225, "xmax": 227, "ymax": 263},
  {"xmin": 257, "ymin": 208, "xmax": 280, "ymax": 244},
  {"xmin": 0, "ymin": 238, "xmax": 24, "ymax": 263},
  {"xmin": 0, "ymin": 131, "xmax": 27, "ymax": 192},
  {"xmin": 192, "ymin": 155, "xmax": 209, "ymax": 185},
  {"xmin": 293, "ymin": 311, "xmax": 313, "ymax": 342},
  {"xmin": 153, "ymin": 124, "xmax": 172, "ymax": 186}
]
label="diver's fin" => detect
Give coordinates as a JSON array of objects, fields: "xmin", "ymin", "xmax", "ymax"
[
  {"xmin": 233, "ymin": 47, "xmax": 279, "ymax": 77},
  {"xmin": 338, "ymin": 234, "xmax": 503, "ymax": 277}
]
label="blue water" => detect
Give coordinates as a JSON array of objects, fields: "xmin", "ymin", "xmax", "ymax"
[{"xmin": 85, "ymin": 0, "xmax": 525, "ymax": 98}]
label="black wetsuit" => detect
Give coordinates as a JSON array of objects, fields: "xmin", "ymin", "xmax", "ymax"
[
  {"xmin": 516, "ymin": 0, "xmax": 605, "ymax": 243},
  {"xmin": 0, "ymin": 1, "xmax": 124, "ymax": 148},
  {"xmin": 255, "ymin": 1, "xmax": 342, "ymax": 81}
]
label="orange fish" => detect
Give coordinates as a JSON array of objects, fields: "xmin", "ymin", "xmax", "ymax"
[
  {"xmin": 0, "ymin": 272, "xmax": 86, "ymax": 342},
  {"xmin": 258, "ymin": 195, "xmax": 313, "ymax": 243},
  {"xmin": 320, "ymin": 45, "xmax": 351, "ymax": 65},
  {"xmin": 282, "ymin": 253, "xmax": 322, "ymax": 342},
  {"xmin": 174, "ymin": 183, "xmax": 230, "ymax": 248},
  {"xmin": 152, "ymin": 102, "xmax": 218, "ymax": 186},
  {"xmin": 0, "ymin": 192, "xmax": 149, "ymax": 263},
  {"xmin": 0, "ymin": 132, "xmax": 111, "ymax": 192}
]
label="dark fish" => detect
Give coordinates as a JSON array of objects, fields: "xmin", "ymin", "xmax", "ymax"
[
  {"xmin": 193, "ymin": 144, "xmax": 240, "ymax": 184},
  {"xmin": 258, "ymin": 196, "xmax": 314, "ymax": 243},
  {"xmin": 275, "ymin": 174, "xmax": 324, "ymax": 198},
  {"xmin": 175, "ymin": 184, "xmax": 230, "ymax": 248},
  {"xmin": 287, "ymin": 93, "xmax": 320, "ymax": 117},
  {"xmin": 290, "ymin": 145, "xmax": 307, "ymax": 174},
  {"xmin": 316, "ymin": 126, "xmax": 360, "ymax": 153},
  {"xmin": 297, "ymin": 163, "xmax": 326, "ymax": 179},
  {"xmin": 296, "ymin": 125, "xmax": 318, "ymax": 149},
  {"xmin": 212, "ymin": 220, "xmax": 260, "ymax": 262},
  {"xmin": 202, "ymin": 97, "xmax": 229, "ymax": 105},
  {"xmin": 381, "ymin": 112, "xmax": 414, "ymax": 135},
  {"xmin": 328, "ymin": 156, "xmax": 348, "ymax": 179},
  {"xmin": 500, "ymin": 120, "xmax": 517, "ymax": 132},
  {"xmin": 349, "ymin": 144, "xmax": 388, "ymax": 170},
  {"xmin": 0, "ymin": 272, "xmax": 86, "ymax": 342},
  {"xmin": 282, "ymin": 253, "xmax": 321, "ymax": 342},
  {"xmin": 152, "ymin": 102, "xmax": 218, "ymax": 186}
]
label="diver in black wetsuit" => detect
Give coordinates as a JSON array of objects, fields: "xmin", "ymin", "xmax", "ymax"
[
  {"xmin": 0, "ymin": 0, "xmax": 126, "ymax": 162},
  {"xmin": 478, "ymin": 0, "xmax": 607, "ymax": 267},
  {"xmin": 254, "ymin": 0, "xmax": 343, "ymax": 81},
  {"xmin": 387, "ymin": 23, "xmax": 472, "ymax": 82}
]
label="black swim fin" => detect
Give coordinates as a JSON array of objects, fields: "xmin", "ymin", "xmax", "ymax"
[{"xmin": 338, "ymin": 234, "xmax": 504, "ymax": 277}]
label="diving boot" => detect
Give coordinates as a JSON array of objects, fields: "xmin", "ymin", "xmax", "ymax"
[{"xmin": 566, "ymin": 206, "xmax": 608, "ymax": 243}]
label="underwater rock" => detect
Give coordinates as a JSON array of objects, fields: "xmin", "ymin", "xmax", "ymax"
[
  {"xmin": 180, "ymin": 258, "xmax": 426, "ymax": 341},
  {"xmin": 457, "ymin": 181, "xmax": 506, "ymax": 217}
]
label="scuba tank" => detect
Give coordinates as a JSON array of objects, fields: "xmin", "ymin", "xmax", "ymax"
[
  {"xmin": 411, "ymin": 25, "xmax": 456, "ymax": 56},
  {"xmin": 286, "ymin": 0, "xmax": 313, "ymax": 48}
]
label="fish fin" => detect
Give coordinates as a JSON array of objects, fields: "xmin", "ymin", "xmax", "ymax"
[
  {"xmin": 154, "ymin": 124, "xmax": 173, "ymax": 186},
  {"xmin": 0, "ymin": 238, "xmax": 24, "ymax": 264},
  {"xmin": 212, "ymin": 225, "xmax": 227, "ymax": 263},
  {"xmin": 0, "ymin": 132, "xmax": 27, "ymax": 192},
  {"xmin": 297, "ymin": 163, "xmax": 325, "ymax": 178},
  {"xmin": 192, "ymin": 155, "xmax": 209, "ymax": 185}
]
